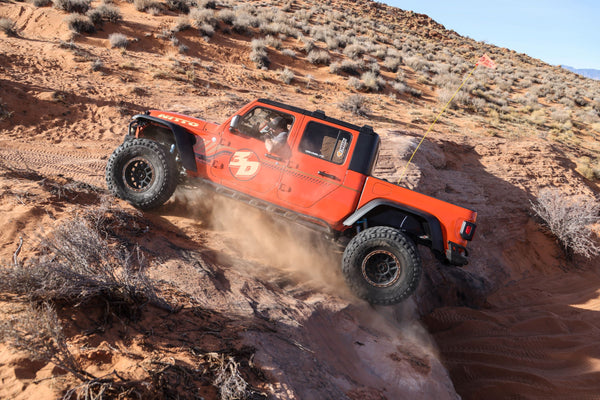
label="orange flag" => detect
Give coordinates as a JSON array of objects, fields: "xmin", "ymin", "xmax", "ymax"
[{"xmin": 476, "ymin": 54, "xmax": 496, "ymax": 69}]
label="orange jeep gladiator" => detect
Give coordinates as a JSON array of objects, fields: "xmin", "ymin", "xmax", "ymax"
[{"xmin": 106, "ymin": 99, "xmax": 477, "ymax": 305}]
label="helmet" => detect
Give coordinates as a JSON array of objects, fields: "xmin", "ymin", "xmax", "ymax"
[{"xmin": 268, "ymin": 116, "xmax": 287, "ymax": 130}]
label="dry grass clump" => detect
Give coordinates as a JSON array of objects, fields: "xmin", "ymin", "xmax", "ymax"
[
  {"xmin": 53, "ymin": 0, "xmax": 91, "ymax": 13},
  {"xmin": 0, "ymin": 102, "xmax": 13, "ymax": 121},
  {"xmin": 134, "ymin": 0, "xmax": 161, "ymax": 13},
  {"xmin": 166, "ymin": 0, "xmax": 191, "ymax": 13},
  {"xmin": 307, "ymin": 49, "xmax": 330, "ymax": 65},
  {"xmin": 207, "ymin": 353, "xmax": 250, "ymax": 400},
  {"xmin": 250, "ymin": 38, "xmax": 270, "ymax": 69},
  {"xmin": 0, "ymin": 302, "xmax": 90, "ymax": 383},
  {"xmin": 0, "ymin": 17, "xmax": 17, "ymax": 36},
  {"xmin": 531, "ymin": 188, "xmax": 600, "ymax": 259},
  {"xmin": 65, "ymin": 13, "xmax": 95, "ymax": 33},
  {"xmin": 338, "ymin": 94, "xmax": 370, "ymax": 117},
  {"xmin": 30, "ymin": 0, "xmax": 53, "ymax": 6},
  {"xmin": 360, "ymin": 70, "xmax": 385, "ymax": 92},
  {"xmin": 108, "ymin": 32, "xmax": 128, "ymax": 48},
  {"xmin": 279, "ymin": 67, "xmax": 294, "ymax": 84},
  {"xmin": 329, "ymin": 59, "xmax": 362, "ymax": 76},
  {"xmin": 0, "ymin": 211, "xmax": 160, "ymax": 318},
  {"xmin": 87, "ymin": 3, "xmax": 122, "ymax": 25},
  {"xmin": 189, "ymin": 6, "xmax": 216, "ymax": 28}
]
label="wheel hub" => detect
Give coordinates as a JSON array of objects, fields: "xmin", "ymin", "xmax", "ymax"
[
  {"xmin": 123, "ymin": 157, "xmax": 155, "ymax": 192},
  {"xmin": 361, "ymin": 249, "xmax": 401, "ymax": 288}
]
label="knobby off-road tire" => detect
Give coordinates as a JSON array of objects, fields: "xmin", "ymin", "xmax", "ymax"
[
  {"xmin": 106, "ymin": 138, "xmax": 178, "ymax": 210},
  {"xmin": 342, "ymin": 226, "xmax": 422, "ymax": 305}
]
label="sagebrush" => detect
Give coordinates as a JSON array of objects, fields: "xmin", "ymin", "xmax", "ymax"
[{"xmin": 531, "ymin": 188, "xmax": 600, "ymax": 259}]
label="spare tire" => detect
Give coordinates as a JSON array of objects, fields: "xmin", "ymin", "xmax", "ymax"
[
  {"xmin": 342, "ymin": 226, "xmax": 421, "ymax": 305},
  {"xmin": 106, "ymin": 138, "xmax": 178, "ymax": 210}
]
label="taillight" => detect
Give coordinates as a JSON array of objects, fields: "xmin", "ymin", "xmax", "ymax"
[{"xmin": 460, "ymin": 221, "xmax": 476, "ymax": 241}]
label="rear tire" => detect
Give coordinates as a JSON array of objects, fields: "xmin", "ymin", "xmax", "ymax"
[
  {"xmin": 342, "ymin": 226, "xmax": 421, "ymax": 305},
  {"xmin": 106, "ymin": 138, "xmax": 178, "ymax": 210}
]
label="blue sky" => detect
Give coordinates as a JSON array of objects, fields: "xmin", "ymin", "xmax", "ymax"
[{"xmin": 383, "ymin": 0, "xmax": 600, "ymax": 70}]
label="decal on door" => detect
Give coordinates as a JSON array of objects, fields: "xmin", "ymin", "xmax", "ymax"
[{"xmin": 229, "ymin": 150, "xmax": 261, "ymax": 180}]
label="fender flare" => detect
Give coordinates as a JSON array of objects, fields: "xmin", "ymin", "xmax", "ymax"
[
  {"xmin": 130, "ymin": 114, "xmax": 197, "ymax": 172},
  {"xmin": 343, "ymin": 199, "xmax": 445, "ymax": 254}
]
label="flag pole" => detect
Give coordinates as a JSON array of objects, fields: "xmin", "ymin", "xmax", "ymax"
[{"xmin": 397, "ymin": 54, "xmax": 495, "ymax": 184}]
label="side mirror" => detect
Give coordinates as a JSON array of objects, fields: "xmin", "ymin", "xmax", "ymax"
[{"xmin": 230, "ymin": 115, "xmax": 240, "ymax": 130}]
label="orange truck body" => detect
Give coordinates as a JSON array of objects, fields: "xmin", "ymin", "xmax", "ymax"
[{"xmin": 133, "ymin": 99, "xmax": 476, "ymax": 265}]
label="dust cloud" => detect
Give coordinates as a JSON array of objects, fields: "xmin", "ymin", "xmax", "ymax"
[{"xmin": 171, "ymin": 186, "xmax": 353, "ymax": 299}]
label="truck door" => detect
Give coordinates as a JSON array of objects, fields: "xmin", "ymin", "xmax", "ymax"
[
  {"xmin": 278, "ymin": 120, "xmax": 355, "ymax": 209},
  {"xmin": 210, "ymin": 106, "xmax": 296, "ymax": 198}
]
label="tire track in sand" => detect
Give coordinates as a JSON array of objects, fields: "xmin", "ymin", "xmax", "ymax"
[{"xmin": 0, "ymin": 141, "xmax": 108, "ymax": 187}]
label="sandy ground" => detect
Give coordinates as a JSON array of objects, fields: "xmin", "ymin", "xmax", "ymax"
[{"xmin": 1, "ymin": 1, "xmax": 600, "ymax": 399}]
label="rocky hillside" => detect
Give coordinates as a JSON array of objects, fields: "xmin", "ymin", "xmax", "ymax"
[{"xmin": 1, "ymin": 0, "xmax": 600, "ymax": 398}]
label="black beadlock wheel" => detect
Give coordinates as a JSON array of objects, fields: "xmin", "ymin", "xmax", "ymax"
[
  {"xmin": 342, "ymin": 226, "xmax": 422, "ymax": 305},
  {"xmin": 106, "ymin": 138, "xmax": 178, "ymax": 210}
]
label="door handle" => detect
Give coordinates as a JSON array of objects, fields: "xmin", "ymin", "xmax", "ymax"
[
  {"xmin": 219, "ymin": 138, "xmax": 230, "ymax": 146},
  {"xmin": 318, "ymin": 171, "xmax": 339, "ymax": 181},
  {"xmin": 265, "ymin": 153, "xmax": 282, "ymax": 161},
  {"xmin": 279, "ymin": 184, "xmax": 291, "ymax": 192},
  {"xmin": 212, "ymin": 160, "xmax": 223, "ymax": 169}
]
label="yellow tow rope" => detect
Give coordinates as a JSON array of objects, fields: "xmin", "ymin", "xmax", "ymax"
[{"xmin": 397, "ymin": 62, "xmax": 480, "ymax": 184}]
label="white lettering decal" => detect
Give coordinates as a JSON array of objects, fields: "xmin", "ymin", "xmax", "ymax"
[
  {"xmin": 157, "ymin": 114, "xmax": 199, "ymax": 127},
  {"xmin": 229, "ymin": 151, "xmax": 260, "ymax": 177}
]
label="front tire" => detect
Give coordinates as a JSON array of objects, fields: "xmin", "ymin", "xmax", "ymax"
[
  {"xmin": 106, "ymin": 138, "xmax": 178, "ymax": 210},
  {"xmin": 342, "ymin": 226, "xmax": 422, "ymax": 305}
]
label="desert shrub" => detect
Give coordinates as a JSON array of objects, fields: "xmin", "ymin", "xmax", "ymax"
[
  {"xmin": 347, "ymin": 77, "xmax": 363, "ymax": 91},
  {"xmin": 197, "ymin": 0, "xmax": 216, "ymax": 8},
  {"xmin": 134, "ymin": 0, "xmax": 161, "ymax": 12},
  {"xmin": 263, "ymin": 35, "xmax": 282, "ymax": 49},
  {"xmin": 232, "ymin": 11, "xmax": 258, "ymax": 34},
  {"xmin": 190, "ymin": 7, "xmax": 216, "ymax": 28},
  {"xmin": 279, "ymin": 67, "xmax": 294, "ymax": 84},
  {"xmin": 392, "ymin": 81, "xmax": 408, "ymax": 94},
  {"xmin": 207, "ymin": 353, "xmax": 250, "ymax": 400},
  {"xmin": 383, "ymin": 56, "xmax": 401, "ymax": 72},
  {"xmin": 531, "ymin": 188, "xmax": 600, "ymax": 259},
  {"xmin": 0, "ymin": 303, "xmax": 82, "ymax": 378},
  {"xmin": 250, "ymin": 39, "xmax": 269, "ymax": 69},
  {"xmin": 0, "ymin": 17, "xmax": 17, "ymax": 36},
  {"xmin": 53, "ymin": 0, "xmax": 91, "ymax": 13},
  {"xmin": 361, "ymin": 71, "xmax": 384, "ymax": 92},
  {"xmin": 108, "ymin": 32, "xmax": 128, "ymax": 48},
  {"xmin": 300, "ymin": 38, "xmax": 315, "ymax": 53},
  {"xmin": 281, "ymin": 48, "xmax": 296, "ymax": 58},
  {"xmin": 87, "ymin": 3, "xmax": 121, "ymax": 24},
  {"xmin": 405, "ymin": 55, "xmax": 430, "ymax": 72},
  {"xmin": 198, "ymin": 22, "xmax": 215, "ymax": 37},
  {"xmin": 330, "ymin": 59, "xmax": 362, "ymax": 76},
  {"xmin": 171, "ymin": 16, "xmax": 192, "ymax": 32},
  {"xmin": 343, "ymin": 43, "xmax": 365, "ymax": 59},
  {"xmin": 30, "ymin": 0, "xmax": 52, "ymax": 6},
  {"xmin": 529, "ymin": 109, "xmax": 545, "ymax": 125},
  {"xmin": 90, "ymin": 58, "xmax": 103, "ymax": 70},
  {"xmin": 65, "ymin": 13, "xmax": 95, "ymax": 33},
  {"xmin": 0, "ymin": 103, "xmax": 13, "ymax": 121},
  {"xmin": 260, "ymin": 21, "xmax": 298, "ymax": 38},
  {"xmin": 338, "ymin": 94, "xmax": 370, "ymax": 117},
  {"xmin": 166, "ymin": 0, "xmax": 191, "ymax": 13},
  {"xmin": 325, "ymin": 36, "xmax": 340, "ymax": 50},
  {"xmin": 307, "ymin": 49, "xmax": 330, "ymax": 65},
  {"xmin": 217, "ymin": 9, "xmax": 236, "ymax": 25},
  {"xmin": 551, "ymin": 108, "xmax": 570, "ymax": 123}
]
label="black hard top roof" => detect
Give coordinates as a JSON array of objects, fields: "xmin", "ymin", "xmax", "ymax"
[{"xmin": 257, "ymin": 98, "xmax": 376, "ymax": 136}]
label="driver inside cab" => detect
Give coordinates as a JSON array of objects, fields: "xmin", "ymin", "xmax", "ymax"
[{"xmin": 263, "ymin": 116, "xmax": 289, "ymax": 154}]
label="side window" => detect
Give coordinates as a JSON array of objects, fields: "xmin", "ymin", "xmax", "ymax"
[
  {"xmin": 299, "ymin": 121, "xmax": 352, "ymax": 164},
  {"xmin": 235, "ymin": 107, "xmax": 294, "ymax": 140}
]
